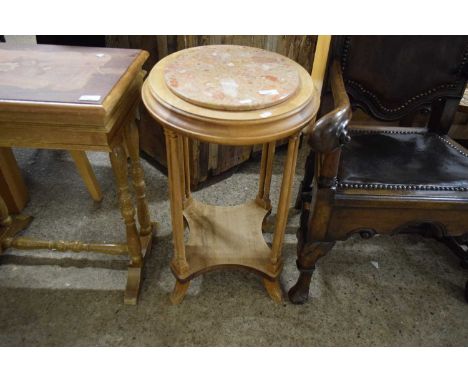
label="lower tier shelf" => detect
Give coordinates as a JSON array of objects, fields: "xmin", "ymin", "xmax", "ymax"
[{"xmin": 172, "ymin": 198, "xmax": 281, "ymax": 280}]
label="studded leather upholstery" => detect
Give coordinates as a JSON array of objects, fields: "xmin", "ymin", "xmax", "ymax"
[{"xmin": 338, "ymin": 129, "xmax": 468, "ymax": 191}]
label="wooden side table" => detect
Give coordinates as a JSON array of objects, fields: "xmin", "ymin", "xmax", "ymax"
[
  {"xmin": 0, "ymin": 44, "xmax": 155, "ymax": 304},
  {"xmin": 142, "ymin": 45, "xmax": 318, "ymax": 304}
]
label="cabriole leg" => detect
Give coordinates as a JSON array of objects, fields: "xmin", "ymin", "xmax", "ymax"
[{"xmin": 288, "ymin": 241, "xmax": 335, "ymax": 304}]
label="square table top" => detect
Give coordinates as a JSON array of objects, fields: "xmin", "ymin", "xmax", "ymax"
[
  {"xmin": 0, "ymin": 43, "xmax": 146, "ymax": 106},
  {"xmin": 0, "ymin": 44, "xmax": 148, "ymax": 150}
]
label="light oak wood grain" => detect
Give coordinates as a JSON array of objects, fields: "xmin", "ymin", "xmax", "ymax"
[
  {"xmin": 143, "ymin": 45, "xmax": 317, "ymax": 304},
  {"xmin": 142, "ymin": 50, "xmax": 318, "ymax": 146}
]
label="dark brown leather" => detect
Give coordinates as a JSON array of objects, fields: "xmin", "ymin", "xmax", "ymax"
[
  {"xmin": 332, "ymin": 36, "xmax": 468, "ymax": 121},
  {"xmin": 338, "ymin": 130, "xmax": 468, "ymax": 190}
]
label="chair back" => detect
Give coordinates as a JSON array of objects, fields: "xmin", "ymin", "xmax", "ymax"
[{"xmin": 331, "ymin": 36, "xmax": 468, "ymax": 128}]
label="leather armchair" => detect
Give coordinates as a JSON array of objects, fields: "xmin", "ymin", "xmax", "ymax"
[{"xmin": 289, "ymin": 36, "xmax": 468, "ymax": 304}]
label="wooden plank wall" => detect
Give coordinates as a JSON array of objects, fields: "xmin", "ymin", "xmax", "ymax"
[{"xmin": 106, "ymin": 36, "xmax": 317, "ymax": 187}]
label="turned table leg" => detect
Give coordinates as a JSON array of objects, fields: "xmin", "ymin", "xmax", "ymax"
[
  {"xmin": 1, "ymin": 138, "xmax": 151, "ymax": 305},
  {"xmin": 165, "ymin": 129, "xmax": 190, "ymax": 304},
  {"xmin": 177, "ymin": 134, "xmax": 187, "ymax": 205},
  {"xmin": 110, "ymin": 142, "xmax": 143, "ymax": 304},
  {"xmin": 265, "ymin": 134, "xmax": 300, "ymax": 302},
  {"xmin": 124, "ymin": 120, "xmax": 153, "ymax": 236},
  {"xmin": 256, "ymin": 142, "xmax": 276, "ymax": 211},
  {"xmin": 271, "ymin": 134, "xmax": 300, "ymax": 264},
  {"xmin": 182, "ymin": 136, "xmax": 191, "ymax": 200}
]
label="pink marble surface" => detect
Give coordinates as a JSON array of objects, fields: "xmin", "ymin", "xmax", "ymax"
[{"xmin": 164, "ymin": 45, "xmax": 300, "ymax": 111}]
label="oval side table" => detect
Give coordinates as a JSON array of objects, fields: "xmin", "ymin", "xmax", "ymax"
[{"xmin": 142, "ymin": 45, "xmax": 318, "ymax": 304}]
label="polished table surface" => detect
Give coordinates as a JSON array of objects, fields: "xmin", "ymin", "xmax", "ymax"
[{"xmin": 0, "ymin": 44, "xmax": 140, "ymax": 105}]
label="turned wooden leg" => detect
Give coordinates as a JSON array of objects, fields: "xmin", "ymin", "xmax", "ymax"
[
  {"xmin": 256, "ymin": 142, "xmax": 275, "ymax": 211},
  {"xmin": 182, "ymin": 136, "xmax": 191, "ymax": 200},
  {"xmin": 288, "ymin": 241, "xmax": 335, "ymax": 304},
  {"xmin": 124, "ymin": 121, "xmax": 152, "ymax": 236},
  {"xmin": 69, "ymin": 151, "xmax": 103, "ymax": 202},
  {"xmin": 110, "ymin": 143, "xmax": 143, "ymax": 304},
  {"xmin": 177, "ymin": 134, "xmax": 187, "ymax": 204},
  {"xmin": 165, "ymin": 129, "xmax": 189, "ymax": 275},
  {"xmin": 166, "ymin": 129, "xmax": 192, "ymax": 304},
  {"xmin": 263, "ymin": 277, "xmax": 283, "ymax": 303},
  {"xmin": 271, "ymin": 135, "xmax": 300, "ymax": 266},
  {"xmin": 170, "ymin": 279, "xmax": 191, "ymax": 305}
]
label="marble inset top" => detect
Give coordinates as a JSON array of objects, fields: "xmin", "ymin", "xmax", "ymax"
[{"xmin": 164, "ymin": 45, "xmax": 300, "ymax": 111}]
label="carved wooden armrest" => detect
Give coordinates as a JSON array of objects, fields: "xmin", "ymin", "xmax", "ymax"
[{"xmin": 307, "ymin": 60, "xmax": 352, "ymax": 153}]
